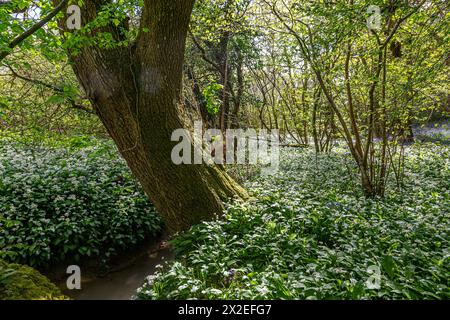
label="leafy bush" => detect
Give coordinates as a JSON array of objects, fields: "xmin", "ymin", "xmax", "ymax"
[
  {"xmin": 137, "ymin": 143, "xmax": 449, "ymax": 300},
  {"xmin": 0, "ymin": 141, "xmax": 162, "ymax": 267}
]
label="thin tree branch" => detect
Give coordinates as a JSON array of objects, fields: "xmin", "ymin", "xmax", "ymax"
[
  {"xmin": 6, "ymin": 64, "xmax": 95, "ymax": 115},
  {"xmin": 0, "ymin": 0, "xmax": 69, "ymax": 62}
]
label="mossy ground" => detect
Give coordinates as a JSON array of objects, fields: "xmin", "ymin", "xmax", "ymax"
[{"xmin": 0, "ymin": 259, "xmax": 67, "ymax": 300}]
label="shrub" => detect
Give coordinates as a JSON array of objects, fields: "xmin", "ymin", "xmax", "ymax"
[{"xmin": 0, "ymin": 141, "xmax": 162, "ymax": 267}]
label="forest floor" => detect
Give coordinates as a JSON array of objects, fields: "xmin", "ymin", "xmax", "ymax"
[
  {"xmin": 1, "ymin": 133, "xmax": 449, "ymax": 300},
  {"xmin": 136, "ymin": 141, "xmax": 449, "ymax": 300}
]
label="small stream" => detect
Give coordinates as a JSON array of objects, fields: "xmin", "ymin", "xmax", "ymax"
[{"xmin": 55, "ymin": 241, "xmax": 174, "ymax": 300}]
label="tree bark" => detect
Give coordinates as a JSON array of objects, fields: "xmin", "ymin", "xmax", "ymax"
[
  {"xmin": 216, "ymin": 31, "xmax": 232, "ymax": 131},
  {"xmin": 231, "ymin": 47, "xmax": 244, "ymax": 129},
  {"xmin": 57, "ymin": 0, "xmax": 247, "ymax": 234},
  {"xmin": 186, "ymin": 65, "xmax": 211, "ymax": 126}
]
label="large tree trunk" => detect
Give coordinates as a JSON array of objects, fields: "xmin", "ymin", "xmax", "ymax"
[{"xmin": 58, "ymin": 0, "xmax": 246, "ymax": 233}]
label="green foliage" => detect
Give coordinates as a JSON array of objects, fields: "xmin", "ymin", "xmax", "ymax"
[
  {"xmin": 0, "ymin": 54, "xmax": 103, "ymax": 141},
  {"xmin": 137, "ymin": 143, "xmax": 449, "ymax": 300},
  {"xmin": 0, "ymin": 259, "xmax": 67, "ymax": 300},
  {"xmin": 0, "ymin": 140, "xmax": 162, "ymax": 267},
  {"xmin": 191, "ymin": 0, "xmax": 252, "ymax": 43},
  {"xmin": 62, "ymin": 0, "xmax": 142, "ymax": 55},
  {"xmin": 0, "ymin": 0, "xmax": 67, "ymax": 61},
  {"xmin": 202, "ymin": 81, "xmax": 223, "ymax": 116}
]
